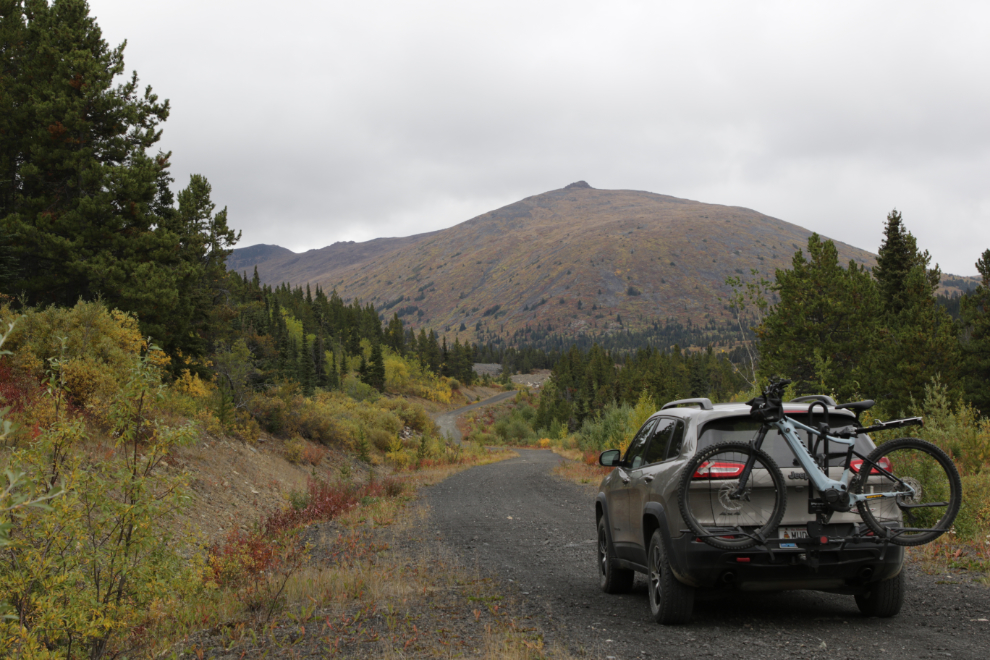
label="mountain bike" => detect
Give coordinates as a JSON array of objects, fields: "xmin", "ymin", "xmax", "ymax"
[{"xmin": 678, "ymin": 378, "xmax": 963, "ymax": 551}]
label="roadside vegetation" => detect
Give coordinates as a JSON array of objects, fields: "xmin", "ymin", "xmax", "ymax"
[{"xmin": 0, "ymin": 300, "xmax": 524, "ymax": 657}]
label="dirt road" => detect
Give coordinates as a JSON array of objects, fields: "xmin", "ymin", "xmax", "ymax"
[
  {"xmin": 426, "ymin": 448, "xmax": 990, "ymax": 659},
  {"xmin": 433, "ymin": 390, "xmax": 517, "ymax": 443}
]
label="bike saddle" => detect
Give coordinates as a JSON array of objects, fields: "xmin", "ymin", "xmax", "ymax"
[{"xmin": 835, "ymin": 400, "xmax": 874, "ymax": 413}]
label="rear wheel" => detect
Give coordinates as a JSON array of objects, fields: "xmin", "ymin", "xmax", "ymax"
[
  {"xmin": 852, "ymin": 437, "xmax": 961, "ymax": 546},
  {"xmin": 678, "ymin": 442, "xmax": 786, "ymax": 550},
  {"xmin": 855, "ymin": 571, "xmax": 904, "ymax": 617},
  {"xmin": 647, "ymin": 529, "xmax": 694, "ymax": 624},
  {"xmin": 597, "ymin": 517, "xmax": 634, "ymax": 594}
]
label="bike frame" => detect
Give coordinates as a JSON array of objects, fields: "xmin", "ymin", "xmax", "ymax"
[{"xmin": 739, "ymin": 416, "xmax": 915, "ymax": 506}]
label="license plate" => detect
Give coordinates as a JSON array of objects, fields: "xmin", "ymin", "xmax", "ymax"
[{"xmin": 780, "ymin": 527, "xmax": 809, "ymax": 540}]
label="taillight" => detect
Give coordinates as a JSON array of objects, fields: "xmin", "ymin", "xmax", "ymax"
[
  {"xmin": 850, "ymin": 457, "xmax": 892, "ymax": 474},
  {"xmin": 692, "ymin": 461, "xmax": 745, "ymax": 479}
]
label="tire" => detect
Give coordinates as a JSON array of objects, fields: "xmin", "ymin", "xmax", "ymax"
[
  {"xmin": 852, "ymin": 437, "xmax": 962, "ymax": 546},
  {"xmin": 647, "ymin": 529, "xmax": 694, "ymax": 625},
  {"xmin": 855, "ymin": 571, "xmax": 904, "ymax": 617},
  {"xmin": 597, "ymin": 517, "xmax": 634, "ymax": 594},
  {"xmin": 678, "ymin": 442, "xmax": 787, "ymax": 550}
]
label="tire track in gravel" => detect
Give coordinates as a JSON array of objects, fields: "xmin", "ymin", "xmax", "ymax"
[{"xmin": 426, "ymin": 448, "xmax": 990, "ymax": 659}]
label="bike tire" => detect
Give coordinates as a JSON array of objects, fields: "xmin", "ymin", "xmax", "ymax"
[
  {"xmin": 852, "ymin": 437, "xmax": 961, "ymax": 546},
  {"xmin": 678, "ymin": 441, "xmax": 787, "ymax": 550}
]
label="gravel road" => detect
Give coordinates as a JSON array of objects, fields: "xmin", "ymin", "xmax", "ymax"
[
  {"xmin": 433, "ymin": 390, "xmax": 517, "ymax": 443},
  {"xmin": 426, "ymin": 448, "xmax": 990, "ymax": 659}
]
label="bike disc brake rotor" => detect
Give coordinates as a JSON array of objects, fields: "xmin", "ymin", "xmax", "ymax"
[
  {"xmin": 717, "ymin": 481, "xmax": 747, "ymax": 512},
  {"xmin": 895, "ymin": 476, "xmax": 923, "ymax": 506}
]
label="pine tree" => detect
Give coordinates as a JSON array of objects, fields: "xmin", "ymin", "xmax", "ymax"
[{"xmin": 1, "ymin": 1, "xmax": 173, "ymax": 312}]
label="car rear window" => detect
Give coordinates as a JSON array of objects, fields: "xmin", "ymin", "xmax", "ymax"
[{"xmin": 698, "ymin": 413, "xmax": 875, "ymax": 467}]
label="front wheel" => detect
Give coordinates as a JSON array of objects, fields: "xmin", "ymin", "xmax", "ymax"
[
  {"xmin": 852, "ymin": 437, "xmax": 962, "ymax": 546},
  {"xmin": 597, "ymin": 517, "xmax": 634, "ymax": 594},
  {"xmin": 647, "ymin": 529, "xmax": 694, "ymax": 624},
  {"xmin": 678, "ymin": 442, "xmax": 787, "ymax": 550}
]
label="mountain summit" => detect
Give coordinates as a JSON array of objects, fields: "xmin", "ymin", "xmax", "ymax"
[{"xmin": 229, "ymin": 185, "xmax": 876, "ymax": 345}]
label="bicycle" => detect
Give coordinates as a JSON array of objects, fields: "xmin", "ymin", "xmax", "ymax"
[{"xmin": 678, "ymin": 378, "xmax": 963, "ymax": 551}]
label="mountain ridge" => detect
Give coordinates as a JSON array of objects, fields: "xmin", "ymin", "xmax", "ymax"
[{"xmin": 228, "ymin": 185, "xmax": 890, "ymax": 346}]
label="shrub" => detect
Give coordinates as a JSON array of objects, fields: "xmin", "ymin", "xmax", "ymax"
[
  {"xmin": 579, "ymin": 403, "xmax": 634, "ymax": 451},
  {"xmin": 379, "ymin": 397, "xmax": 434, "ymax": 434},
  {"xmin": 367, "ymin": 427, "xmax": 395, "ymax": 453},
  {"xmin": 343, "ymin": 374, "xmax": 380, "ymax": 402},
  {"xmin": 0, "ymin": 348, "xmax": 197, "ymax": 658}
]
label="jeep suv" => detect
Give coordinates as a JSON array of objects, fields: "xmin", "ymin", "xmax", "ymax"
[{"xmin": 595, "ymin": 397, "xmax": 905, "ymax": 624}]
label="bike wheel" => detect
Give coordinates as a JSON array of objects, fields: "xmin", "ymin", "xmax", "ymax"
[
  {"xmin": 678, "ymin": 442, "xmax": 787, "ymax": 550},
  {"xmin": 852, "ymin": 437, "xmax": 962, "ymax": 546}
]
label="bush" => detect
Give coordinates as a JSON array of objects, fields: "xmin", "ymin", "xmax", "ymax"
[
  {"xmin": 343, "ymin": 374, "xmax": 380, "ymax": 402},
  {"xmin": 367, "ymin": 427, "xmax": 395, "ymax": 453},
  {"xmin": 379, "ymin": 397, "xmax": 434, "ymax": 434},
  {"xmin": 0, "ymin": 348, "xmax": 197, "ymax": 658},
  {"xmin": 579, "ymin": 403, "xmax": 634, "ymax": 451}
]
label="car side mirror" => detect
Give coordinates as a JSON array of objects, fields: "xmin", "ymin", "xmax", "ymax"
[{"xmin": 599, "ymin": 449, "xmax": 622, "ymax": 467}]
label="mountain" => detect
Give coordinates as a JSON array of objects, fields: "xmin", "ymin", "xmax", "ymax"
[
  {"xmin": 226, "ymin": 233, "xmax": 440, "ymax": 286},
  {"xmin": 229, "ymin": 182, "xmax": 879, "ymax": 346}
]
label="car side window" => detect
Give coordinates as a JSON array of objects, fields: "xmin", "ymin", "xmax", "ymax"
[
  {"xmin": 624, "ymin": 418, "xmax": 658, "ymax": 470},
  {"xmin": 665, "ymin": 420, "xmax": 686, "ymax": 460},
  {"xmin": 643, "ymin": 419, "xmax": 674, "ymax": 465}
]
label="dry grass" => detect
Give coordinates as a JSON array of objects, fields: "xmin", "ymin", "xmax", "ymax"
[
  {"xmin": 906, "ymin": 528, "xmax": 990, "ymax": 584},
  {"xmin": 550, "ymin": 447, "xmax": 610, "ymax": 487},
  {"xmin": 150, "ymin": 447, "xmax": 554, "ymax": 658}
]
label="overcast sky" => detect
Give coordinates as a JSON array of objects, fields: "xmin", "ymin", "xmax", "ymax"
[{"xmin": 88, "ymin": 0, "xmax": 990, "ymax": 275}]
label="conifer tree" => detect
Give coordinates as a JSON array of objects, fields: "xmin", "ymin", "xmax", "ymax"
[
  {"xmin": 961, "ymin": 249, "xmax": 990, "ymax": 414},
  {"xmin": 326, "ymin": 348, "xmax": 340, "ymax": 390},
  {"xmin": 1, "ymin": 1, "xmax": 173, "ymax": 313},
  {"xmin": 366, "ymin": 342, "xmax": 386, "ymax": 392},
  {"xmin": 300, "ymin": 335, "xmax": 315, "ymax": 396},
  {"xmin": 757, "ymin": 234, "xmax": 880, "ymax": 401},
  {"xmin": 868, "ymin": 212, "xmax": 959, "ymax": 412},
  {"xmin": 315, "ymin": 333, "xmax": 327, "ymax": 387}
]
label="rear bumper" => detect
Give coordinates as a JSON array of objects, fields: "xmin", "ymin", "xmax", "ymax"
[{"xmin": 667, "ymin": 532, "xmax": 904, "ymax": 592}]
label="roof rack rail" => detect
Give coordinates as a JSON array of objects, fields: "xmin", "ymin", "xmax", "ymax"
[
  {"xmin": 789, "ymin": 395, "xmax": 836, "ymax": 406},
  {"xmin": 661, "ymin": 398, "xmax": 714, "ymax": 411}
]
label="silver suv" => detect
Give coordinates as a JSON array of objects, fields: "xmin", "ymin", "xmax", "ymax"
[{"xmin": 595, "ymin": 397, "xmax": 905, "ymax": 624}]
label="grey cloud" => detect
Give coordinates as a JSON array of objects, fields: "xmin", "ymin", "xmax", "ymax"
[{"xmin": 88, "ymin": 0, "xmax": 990, "ymax": 274}]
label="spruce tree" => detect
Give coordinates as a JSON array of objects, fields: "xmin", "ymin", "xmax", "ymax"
[
  {"xmin": 757, "ymin": 234, "xmax": 880, "ymax": 401},
  {"xmin": 327, "ymin": 348, "xmax": 340, "ymax": 390},
  {"xmin": 315, "ymin": 333, "xmax": 327, "ymax": 387},
  {"xmin": 300, "ymin": 336, "xmax": 316, "ymax": 396},
  {"xmin": 961, "ymin": 250, "xmax": 990, "ymax": 414},
  {"xmin": 367, "ymin": 342, "xmax": 386, "ymax": 392},
  {"xmin": 869, "ymin": 211, "xmax": 959, "ymax": 412}
]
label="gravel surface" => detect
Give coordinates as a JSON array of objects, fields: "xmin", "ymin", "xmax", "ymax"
[
  {"xmin": 426, "ymin": 448, "xmax": 990, "ymax": 659},
  {"xmin": 434, "ymin": 390, "xmax": 517, "ymax": 443}
]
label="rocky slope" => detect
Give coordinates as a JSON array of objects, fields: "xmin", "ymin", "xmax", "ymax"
[{"xmin": 229, "ymin": 182, "xmax": 878, "ymax": 343}]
